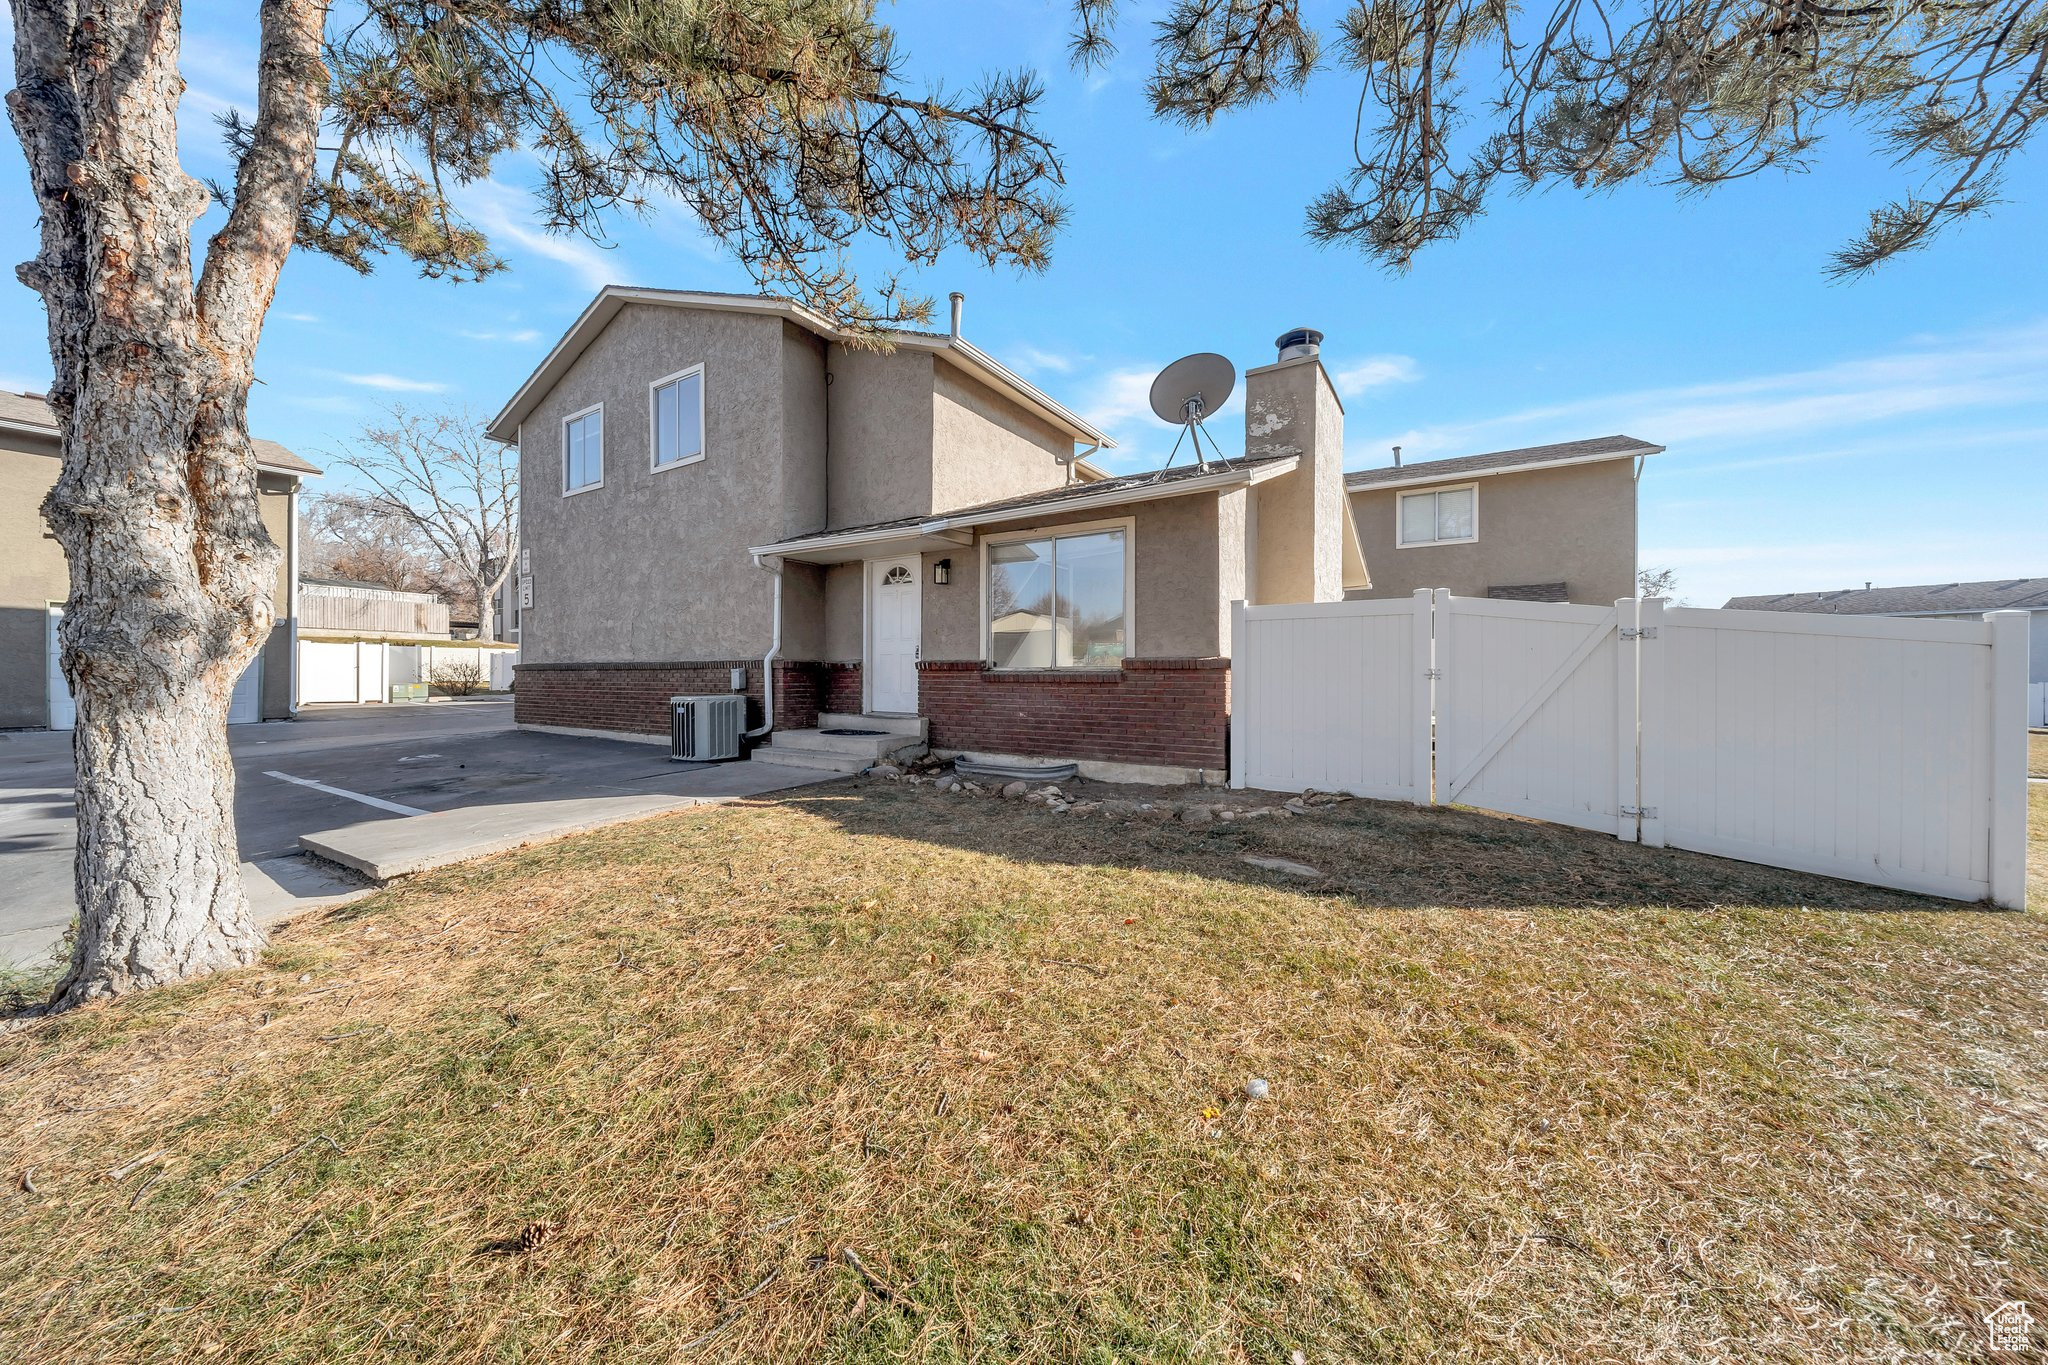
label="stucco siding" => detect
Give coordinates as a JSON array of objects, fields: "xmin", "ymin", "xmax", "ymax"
[
  {"xmin": 1348, "ymin": 458, "xmax": 1639, "ymax": 605},
  {"xmin": 1244, "ymin": 356, "xmax": 1345, "ymax": 605},
  {"xmin": 823, "ymin": 562, "xmax": 866, "ymax": 661},
  {"xmin": 517, "ymin": 302, "xmax": 795, "ymax": 665},
  {"xmin": 917, "ymin": 492, "xmax": 1233, "ymax": 664},
  {"xmin": 779, "ymin": 323, "xmax": 829, "ymax": 539},
  {"xmin": 256, "ymin": 470, "xmax": 296, "ymax": 718},
  {"xmin": 929, "ymin": 365, "xmax": 1072, "ymax": 512},
  {"xmin": 2, "ymin": 442, "xmax": 298, "ymax": 725},
  {"xmin": 825, "ymin": 347, "xmax": 935, "ymax": 529},
  {"xmin": 0, "ymin": 441, "xmax": 65, "ymax": 728}
]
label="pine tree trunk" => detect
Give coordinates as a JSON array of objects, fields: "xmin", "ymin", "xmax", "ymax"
[{"xmin": 8, "ymin": 0, "xmax": 327, "ymax": 1011}]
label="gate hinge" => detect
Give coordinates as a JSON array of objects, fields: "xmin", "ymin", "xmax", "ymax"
[
  {"xmin": 1621, "ymin": 804, "xmax": 1659, "ymax": 819},
  {"xmin": 1620, "ymin": 626, "xmax": 1659, "ymax": 640},
  {"xmin": 1423, "ymin": 668, "xmax": 1443, "ymax": 680}
]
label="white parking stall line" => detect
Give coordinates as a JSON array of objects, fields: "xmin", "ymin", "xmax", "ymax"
[{"xmin": 263, "ymin": 770, "xmax": 428, "ymax": 817}]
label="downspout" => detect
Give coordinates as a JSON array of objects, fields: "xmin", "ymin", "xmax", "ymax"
[
  {"xmin": 1063, "ymin": 439, "xmax": 1100, "ymax": 486},
  {"xmin": 746, "ymin": 553, "xmax": 783, "ymax": 738}
]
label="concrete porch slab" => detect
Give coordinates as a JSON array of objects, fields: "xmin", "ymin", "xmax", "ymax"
[{"xmin": 299, "ymin": 758, "xmax": 834, "ymax": 881}]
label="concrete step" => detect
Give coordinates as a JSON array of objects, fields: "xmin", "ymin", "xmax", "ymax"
[
  {"xmin": 768, "ymin": 728, "xmax": 925, "ymax": 762},
  {"xmin": 820, "ymin": 712, "xmax": 929, "ymax": 740},
  {"xmin": 750, "ymin": 745, "xmax": 869, "ymax": 775}
]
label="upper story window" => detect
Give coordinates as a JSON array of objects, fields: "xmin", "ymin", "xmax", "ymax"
[
  {"xmin": 563, "ymin": 405, "xmax": 603, "ymax": 495},
  {"xmin": 986, "ymin": 523, "xmax": 1129, "ymax": 669},
  {"xmin": 1397, "ymin": 484, "xmax": 1476, "ymax": 547},
  {"xmin": 651, "ymin": 365, "xmax": 705, "ymax": 471}
]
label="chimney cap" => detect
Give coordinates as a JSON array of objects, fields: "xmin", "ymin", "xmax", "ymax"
[{"xmin": 1275, "ymin": 327, "xmax": 1322, "ymax": 361}]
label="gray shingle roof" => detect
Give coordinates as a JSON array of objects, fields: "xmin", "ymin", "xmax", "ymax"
[
  {"xmin": 0, "ymin": 390, "xmax": 321, "ymax": 475},
  {"xmin": 770, "ymin": 453, "xmax": 1295, "ymax": 547},
  {"xmin": 1345, "ymin": 434, "xmax": 1662, "ymax": 489},
  {"xmin": 1724, "ymin": 579, "xmax": 2048, "ymax": 615}
]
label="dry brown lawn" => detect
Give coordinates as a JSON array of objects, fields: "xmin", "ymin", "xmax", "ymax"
[{"xmin": 2, "ymin": 783, "xmax": 2044, "ymax": 1364}]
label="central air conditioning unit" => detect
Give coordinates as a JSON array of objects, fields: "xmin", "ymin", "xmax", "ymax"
[{"xmin": 670, "ymin": 694, "xmax": 745, "ymax": 762}]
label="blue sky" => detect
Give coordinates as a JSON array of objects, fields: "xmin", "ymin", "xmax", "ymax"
[{"xmin": 1, "ymin": 1, "xmax": 2043, "ymax": 608}]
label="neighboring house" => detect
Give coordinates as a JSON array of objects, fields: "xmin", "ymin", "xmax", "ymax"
[
  {"xmin": 1725, "ymin": 578, "xmax": 2048, "ymax": 688},
  {"xmin": 0, "ymin": 390, "xmax": 318, "ymax": 730},
  {"xmin": 296, "ymin": 578, "xmax": 517, "ymax": 703},
  {"xmin": 488, "ymin": 288, "xmax": 1371, "ymax": 780},
  {"xmin": 300, "ymin": 578, "xmax": 454, "ymax": 640},
  {"xmin": 1345, "ymin": 435, "xmax": 1662, "ymax": 606}
]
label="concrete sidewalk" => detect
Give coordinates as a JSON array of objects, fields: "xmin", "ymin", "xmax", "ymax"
[{"xmin": 299, "ymin": 757, "xmax": 835, "ymax": 880}]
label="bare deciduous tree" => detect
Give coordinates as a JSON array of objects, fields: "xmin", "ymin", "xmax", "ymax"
[
  {"xmin": 333, "ymin": 408, "xmax": 518, "ymax": 642},
  {"xmin": 1074, "ymin": 0, "xmax": 2047, "ymax": 274},
  {"xmin": 300, "ymin": 491, "xmax": 451, "ymax": 598},
  {"xmin": 7, "ymin": 0, "xmax": 1065, "ymax": 1014}
]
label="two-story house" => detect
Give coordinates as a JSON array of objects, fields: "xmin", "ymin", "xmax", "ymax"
[{"xmin": 486, "ymin": 288, "xmax": 1374, "ymax": 781}]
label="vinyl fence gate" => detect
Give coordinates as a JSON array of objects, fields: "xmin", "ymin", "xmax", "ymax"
[{"xmin": 1231, "ymin": 591, "xmax": 2031, "ymax": 908}]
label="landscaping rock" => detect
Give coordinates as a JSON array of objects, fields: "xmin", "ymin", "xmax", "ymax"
[
  {"xmin": 1102, "ymin": 799, "xmax": 1141, "ymax": 817},
  {"xmin": 870, "ymin": 763, "xmax": 903, "ymax": 779},
  {"xmin": 1179, "ymin": 806, "xmax": 1215, "ymax": 827},
  {"xmin": 1001, "ymin": 780, "xmax": 1029, "ymax": 800},
  {"xmin": 1241, "ymin": 855, "xmax": 1323, "ymax": 879},
  {"xmin": 935, "ymin": 775, "xmax": 959, "ymax": 792}
]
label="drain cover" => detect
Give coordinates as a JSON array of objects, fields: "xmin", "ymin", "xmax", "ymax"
[{"xmin": 821, "ymin": 728, "xmax": 888, "ymax": 737}]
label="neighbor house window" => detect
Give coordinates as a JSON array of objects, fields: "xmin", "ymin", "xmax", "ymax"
[
  {"xmin": 563, "ymin": 405, "xmax": 603, "ymax": 494},
  {"xmin": 650, "ymin": 365, "xmax": 705, "ymax": 471},
  {"xmin": 985, "ymin": 524, "xmax": 1129, "ymax": 669},
  {"xmin": 1397, "ymin": 484, "xmax": 1476, "ymax": 546}
]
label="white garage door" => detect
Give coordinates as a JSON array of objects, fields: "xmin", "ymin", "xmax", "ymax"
[
  {"xmin": 47, "ymin": 606, "xmax": 262, "ymax": 729},
  {"xmin": 45, "ymin": 606, "xmax": 74, "ymax": 731}
]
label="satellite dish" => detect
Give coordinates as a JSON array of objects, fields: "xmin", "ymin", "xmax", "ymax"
[
  {"xmin": 1149, "ymin": 352, "xmax": 1235, "ymax": 426},
  {"xmin": 1147, "ymin": 352, "xmax": 1237, "ymax": 472}
]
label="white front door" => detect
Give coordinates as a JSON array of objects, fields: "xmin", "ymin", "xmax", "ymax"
[{"xmin": 868, "ymin": 556, "xmax": 921, "ymax": 714}]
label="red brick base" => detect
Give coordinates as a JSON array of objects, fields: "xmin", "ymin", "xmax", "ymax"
[
  {"xmin": 513, "ymin": 659, "xmax": 860, "ymax": 738},
  {"xmin": 916, "ymin": 657, "xmax": 1229, "ymax": 772}
]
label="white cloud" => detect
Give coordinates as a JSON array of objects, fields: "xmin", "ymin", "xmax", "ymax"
[
  {"xmin": 1332, "ymin": 354, "xmax": 1421, "ymax": 396},
  {"xmin": 275, "ymin": 311, "xmax": 320, "ymax": 324},
  {"xmin": 1010, "ymin": 344, "xmax": 1078, "ymax": 377},
  {"xmin": 325, "ymin": 371, "xmax": 448, "ymax": 393},
  {"xmin": 458, "ymin": 178, "xmax": 624, "ymax": 294},
  {"xmin": 1367, "ymin": 319, "xmax": 2048, "ymax": 461},
  {"xmin": 1071, "ymin": 362, "xmax": 1249, "ymax": 473},
  {"xmin": 459, "ymin": 328, "xmax": 543, "ymax": 344}
]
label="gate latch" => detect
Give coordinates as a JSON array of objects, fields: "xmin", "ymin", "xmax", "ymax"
[
  {"xmin": 1423, "ymin": 668, "xmax": 1443, "ymax": 680},
  {"xmin": 1621, "ymin": 805, "xmax": 1659, "ymax": 819},
  {"xmin": 1620, "ymin": 627, "xmax": 1659, "ymax": 640}
]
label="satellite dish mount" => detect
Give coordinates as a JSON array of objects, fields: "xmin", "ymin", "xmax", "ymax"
[{"xmin": 1147, "ymin": 352, "xmax": 1237, "ymax": 475}]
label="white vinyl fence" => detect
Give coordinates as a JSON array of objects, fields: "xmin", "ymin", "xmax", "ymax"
[
  {"xmin": 1232, "ymin": 593, "xmax": 2031, "ymax": 907},
  {"xmin": 298, "ymin": 640, "xmax": 517, "ymax": 705},
  {"xmin": 2032, "ymin": 681, "xmax": 2047, "ymax": 728}
]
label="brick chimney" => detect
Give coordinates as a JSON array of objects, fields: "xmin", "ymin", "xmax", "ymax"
[{"xmin": 1242, "ymin": 329, "xmax": 1345, "ymax": 604}]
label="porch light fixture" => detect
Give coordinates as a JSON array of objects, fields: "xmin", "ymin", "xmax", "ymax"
[{"xmin": 932, "ymin": 558, "xmax": 952, "ymax": 585}]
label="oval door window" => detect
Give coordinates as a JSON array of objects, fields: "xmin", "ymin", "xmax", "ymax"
[{"xmin": 883, "ymin": 566, "xmax": 913, "ymax": 586}]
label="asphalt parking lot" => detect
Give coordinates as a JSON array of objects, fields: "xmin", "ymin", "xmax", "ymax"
[{"xmin": 0, "ymin": 700, "xmax": 721, "ymax": 966}]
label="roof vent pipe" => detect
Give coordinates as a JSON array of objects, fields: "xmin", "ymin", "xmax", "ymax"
[
  {"xmin": 1275, "ymin": 327, "xmax": 1322, "ymax": 362},
  {"xmin": 1392, "ymin": 445, "xmax": 1402, "ymax": 467},
  {"xmin": 949, "ymin": 291, "xmax": 964, "ymax": 340}
]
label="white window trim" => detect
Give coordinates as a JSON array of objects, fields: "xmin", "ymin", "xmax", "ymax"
[
  {"xmin": 1394, "ymin": 481, "xmax": 1478, "ymax": 548},
  {"xmin": 562, "ymin": 402, "xmax": 604, "ymax": 496},
  {"xmin": 647, "ymin": 363, "xmax": 706, "ymax": 473},
  {"xmin": 977, "ymin": 515, "xmax": 1137, "ymax": 670}
]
